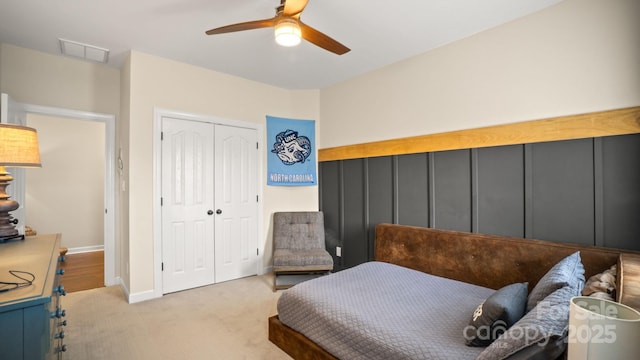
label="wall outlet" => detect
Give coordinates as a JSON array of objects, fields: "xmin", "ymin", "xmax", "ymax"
[{"xmin": 336, "ymin": 246, "xmax": 342, "ymax": 257}]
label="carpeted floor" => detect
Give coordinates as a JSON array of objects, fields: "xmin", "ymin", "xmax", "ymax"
[{"xmin": 63, "ymin": 274, "xmax": 292, "ymax": 360}]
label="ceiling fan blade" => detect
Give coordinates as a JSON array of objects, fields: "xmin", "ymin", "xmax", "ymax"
[
  {"xmin": 299, "ymin": 22, "xmax": 350, "ymax": 55},
  {"xmin": 282, "ymin": 0, "xmax": 309, "ymax": 18},
  {"xmin": 205, "ymin": 18, "xmax": 276, "ymax": 35}
]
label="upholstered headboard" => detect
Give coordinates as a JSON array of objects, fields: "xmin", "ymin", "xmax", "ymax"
[{"xmin": 374, "ymin": 224, "xmax": 629, "ymax": 292}]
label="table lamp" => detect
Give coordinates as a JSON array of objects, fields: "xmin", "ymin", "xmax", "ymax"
[
  {"xmin": 568, "ymin": 296, "xmax": 640, "ymax": 359},
  {"xmin": 0, "ymin": 123, "xmax": 41, "ymax": 242}
]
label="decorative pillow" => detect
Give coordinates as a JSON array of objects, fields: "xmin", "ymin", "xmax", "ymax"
[
  {"xmin": 526, "ymin": 251, "xmax": 585, "ymax": 312},
  {"xmin": 476, "ymin": 284, "xmax": 579, "ymax": 360},
  {"xmin": 582, "ymin": 264, "xmax": 616, "ymax": 300},
  {"xmin": 465, "ymin": 282, "xmax": 529, "ymax": 347}
]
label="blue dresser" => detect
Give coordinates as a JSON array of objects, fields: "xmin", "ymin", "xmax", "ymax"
[{"xmin": 0, "ymin": 234, "xmax": 67, "ymax": 359}]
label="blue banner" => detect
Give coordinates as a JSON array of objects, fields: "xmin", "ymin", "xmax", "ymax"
[{"xmin": 266, "ymin": 115, "xmax": 316, "ymax": 186}]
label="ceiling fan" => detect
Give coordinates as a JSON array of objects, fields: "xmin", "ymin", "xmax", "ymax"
[{"xmin": 205, "ymin": 0, "xmax": 350, "ymax": 55}]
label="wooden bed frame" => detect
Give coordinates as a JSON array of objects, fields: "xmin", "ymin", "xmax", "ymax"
[{"xmin": 268, "ymin": 224, "xmax": 638, "ymax": 360}]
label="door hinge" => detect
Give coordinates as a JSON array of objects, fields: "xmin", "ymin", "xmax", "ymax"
[
  {"xmin": 256, "ymin": 195, "xmax": 258, "ymax": 202},
  {"xmin": 257, "ymin": 248, "xmax": 259, "ymax": 256},
  {"xmin": 256, "ymin": 142, "xmax": 258, "ymax": 150},
  {"xmin": 161, "ymin": 262, "xmax": 164, "ymax": 271},
  {"xmin": 160, "ymin": 197, "xmax": 163, "ymax": 206},
  {"xmin": 161, "ymin": 131, "xmax": 164, "ymax": 140}
]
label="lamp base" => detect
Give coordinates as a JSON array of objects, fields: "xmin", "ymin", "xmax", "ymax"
[
  {"xmin": 0, "ymin": 166, "xmax": 21, "ymax": 242},
  {"xmin": 0, "ymin": 233, "xmax": 25, "ymax": 243}
]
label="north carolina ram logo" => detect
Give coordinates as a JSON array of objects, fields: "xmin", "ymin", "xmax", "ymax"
[{"xmin": 271, "ymin": 129, "xmax": 311, "ymax": 165}]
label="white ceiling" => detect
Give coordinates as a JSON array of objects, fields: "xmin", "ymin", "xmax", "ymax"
[{"xmin": 0, "ymin": 0, "xmax": 563, "ymax": 90}]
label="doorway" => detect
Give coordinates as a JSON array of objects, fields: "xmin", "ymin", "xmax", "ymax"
[
  {"xmin": 26, "ymin": 114, "xmax": 105, "ymax": 253},
  {"xmin": 23, "ymin": 102, "xmax": 116, "ymax": 286},
  {"xmin": 153, "ymin": 109, "xmax": 263, "ymax": 296}
]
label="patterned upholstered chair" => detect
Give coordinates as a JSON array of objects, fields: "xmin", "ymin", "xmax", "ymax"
[{"xmin": 272, "ymin": 211, "xmax": 334, "ymax": 290}]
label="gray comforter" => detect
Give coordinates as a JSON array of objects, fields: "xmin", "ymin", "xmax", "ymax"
[{"xmin": 277, "ymin": 261, "xmax": 495, "ymax": 360}]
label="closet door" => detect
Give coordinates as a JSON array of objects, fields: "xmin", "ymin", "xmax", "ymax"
[
  {"xmin": 161, "ymin": 117, "xmax": 215, "ymax": 294},
  {"xmin": 162, "ymin": 119, "xmax": 259, "ymax": 292},
  {"xmin": 213, "ymin": 124, "xmax": 259, "ymax": 283}
]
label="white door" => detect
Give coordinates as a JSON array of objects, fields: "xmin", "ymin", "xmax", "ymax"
[
  {"xmin": 161, "ymin": 117, "xmax": 215, "ymax": 293},
  {"xmin": 0, "ymin": 93, "xmax": 28, "ymax": 235},
  {"xmin": 214, "ymin": 125, "xmax": 259, "ymax": 283}
]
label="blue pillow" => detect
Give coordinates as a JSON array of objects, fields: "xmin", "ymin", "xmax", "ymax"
[
  {"xmin": 465, "ymin": 282, "xmax": 529, "ymax": 347},
  {"xmin": 526, "ymin": 251, "xmax": 585, "ymax": 312},
  {"xmin": 477, "ymin": 285, "xmax": 579, "ymax": 360}
]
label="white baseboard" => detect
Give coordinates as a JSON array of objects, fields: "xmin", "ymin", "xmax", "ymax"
[
  {"xmin": 117, "ymin": 277, "xmax": 131, "ymax": 302},
  {"xmin": 67, "ymin": 245, "xmax": 104, "ymax": 254},
  {"xmin": 261, "ymin": 265, "xmax": 272, "ymax": 275},
  {"xmin": 127, "ymin": 287, "xmax": 162, "ymax": 304}
]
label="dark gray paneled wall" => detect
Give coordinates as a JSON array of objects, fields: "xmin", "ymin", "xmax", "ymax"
[{"xmin": 319, "ymin": 134, "xmax": 640, "ymax": 271}]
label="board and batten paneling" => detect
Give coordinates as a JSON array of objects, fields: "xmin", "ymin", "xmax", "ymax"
[
  {"xmin": 431, "ymin": 150, "xmax": 472, "ymax": 232},
  {"xmin": 342, "ymin": 159, "xmax": 368, "ymax": 268},
  {"xmin": 318, "ymin": 107, "xmax": 640, "ymax": 271},
  {"xmin": 474, "ymin": 145, "xmax": 525, "ymax": 238},
  {"xmin": 526, "ymin": 139, "xmax": 595, "ymax": 245},
  {"xmin": 319, "ymin": 160, "xmax": 341, "ymax": 268},
  {"xmin": 599, "ymin": 135, "xmax": 640, "ymax": 249}
]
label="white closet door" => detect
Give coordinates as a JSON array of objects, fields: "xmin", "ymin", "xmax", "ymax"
[
  {"xmin": 214, "ymin": 124, "xmax": 259, "ymax": 283},
  {"xmin": 161, "ymin": 117, "xmax": 215, "ymax": 294}
]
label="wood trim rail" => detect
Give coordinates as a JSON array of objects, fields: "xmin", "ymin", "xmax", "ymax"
[{"xmin": 318, "ymin": 106, "xmax": 640, "ymax": 162}]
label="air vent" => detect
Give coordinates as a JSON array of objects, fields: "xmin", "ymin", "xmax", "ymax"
[{"xmin": 58, "ymin": 38, "xmax": 109, "ymax": 63}]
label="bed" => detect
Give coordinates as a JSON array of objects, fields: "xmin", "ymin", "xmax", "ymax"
[{"xmin": 269, "ymin": 224, "xmax": 640, "ymax": 360}]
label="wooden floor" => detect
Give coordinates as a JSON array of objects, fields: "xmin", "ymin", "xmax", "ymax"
[{"xmin": 60, "ymin": 250, "xmax": 104, "ymax": 293}]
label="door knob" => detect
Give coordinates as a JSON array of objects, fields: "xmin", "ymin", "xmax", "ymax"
[
  {"xmin": 207, "ymin": 210, "xmax": 214, "ymax": 215},
  {"xmin": 216, "ymin": 209, "xmax": 222, "ymax": 214}
]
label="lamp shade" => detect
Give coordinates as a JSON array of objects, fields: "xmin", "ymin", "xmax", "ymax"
[
  {"xmin": 0, "ymin": 124, "xmax": 42, "ymax": 167},
  {"xmin": 568, "ymin": 296, "xmax": 640, "ymax": 359},
  {"xmin": 275, "ymin": 18, "xmax": 301, "ymax": 47}
]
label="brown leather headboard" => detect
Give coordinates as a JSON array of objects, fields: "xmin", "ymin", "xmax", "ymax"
[{"xmin": 374, "ymin": 224, "xmax": 631, "ymax": 291}]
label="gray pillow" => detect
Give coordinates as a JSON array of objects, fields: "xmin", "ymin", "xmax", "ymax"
[
  {"xmin": 465, "ymin": 282, "xmax": 529, "ymax": 347},
  {"xmin": 526, "ymin": 251, "xmax": 584, "ymax": 312},
  {"xmin": 476, "ymin": 284, "xmax": 579, "ymax": 360}
]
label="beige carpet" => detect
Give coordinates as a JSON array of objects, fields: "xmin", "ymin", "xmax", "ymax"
[{"xmin": 63, "ymin": 274, "xmax": 292, "ymax": 360}]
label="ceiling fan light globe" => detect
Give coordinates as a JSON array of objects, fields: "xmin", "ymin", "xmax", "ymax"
[{"xmin": 275, "ymin": 19, "xmax": 301, "ymax": 47}]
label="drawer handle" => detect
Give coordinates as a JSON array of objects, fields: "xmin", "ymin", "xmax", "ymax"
[
  {"xmin": 50, "ymin": 308, "xmax": 66, "ymax": 319},
  {"xmin": 56, "ymin": 268, "xmax": 65, "ymax": 275},
  {"xmin": 55, "ymin": 285, "xmax": 67, "ymax": 296},
  {"xmin": 55, "ymin": 331, "xmax": 65, "ymax": 339},
  {"xmin": 57, "ymin": 344, "xmax": 68, "ymax": 353},
  {"xmin": 58, "ymin": 320, "xmax": 67, "ymax": 327}
]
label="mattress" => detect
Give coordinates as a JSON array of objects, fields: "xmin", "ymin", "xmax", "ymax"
[{"xmin": 277, "ymin": 261, "xmax": 495, "ymax": 360}]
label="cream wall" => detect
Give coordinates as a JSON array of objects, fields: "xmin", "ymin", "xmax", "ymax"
[
  {"xmin": 25, "ymin": 114, "xmax": 105, "ymax": 250},
  {"xmin": 124, "ymin": 51, "xmax": 319, "ymax": 296},
  {"xmin": 319, "ymin": 0, "xmax": 640, "ymax": 148},
  {"xmin": 0, "ymin": 44, "xmax": 120, "ymax": 115}
]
